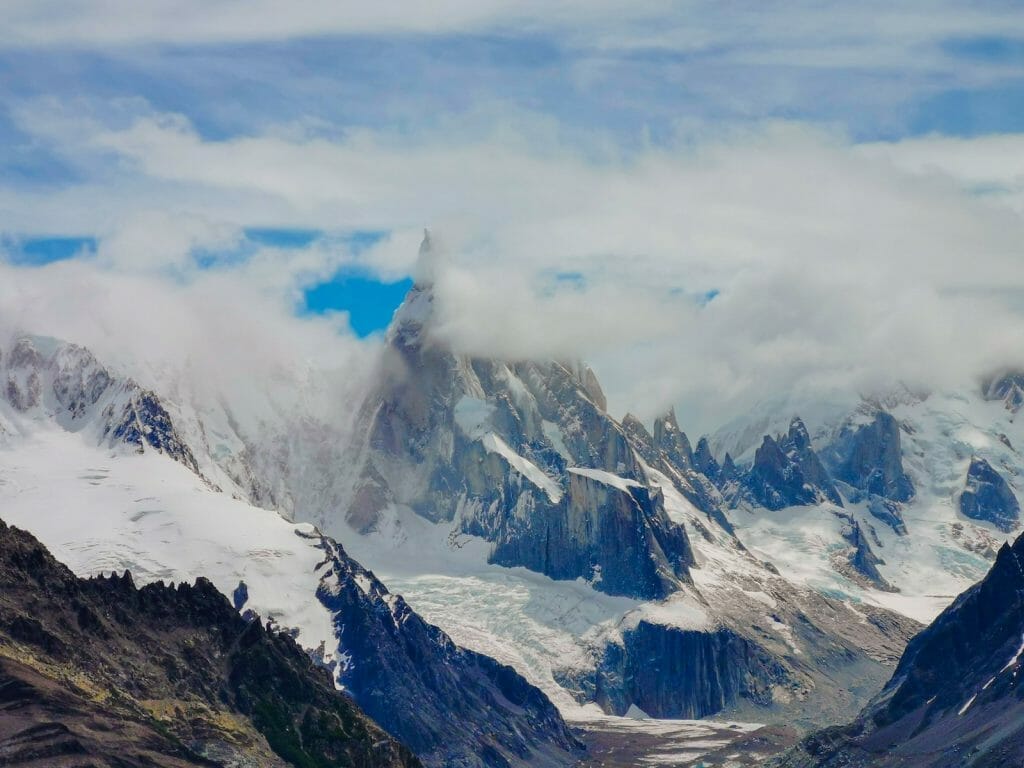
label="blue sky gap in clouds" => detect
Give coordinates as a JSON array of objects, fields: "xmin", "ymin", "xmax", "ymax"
[
  {"xmin": 2, "ymin": 236, "xmax": 97, "ymax": 265},
  {"xmin": 3, "ymin": 229, "xmax": 412, "ymax": 336},
  {"xmin": 304, "ymin": 271, "xmax": 414, "ymax": 337}
]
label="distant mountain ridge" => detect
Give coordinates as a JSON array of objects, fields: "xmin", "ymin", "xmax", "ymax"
[{"xmin": 3, "ymin": 243, "xmax": 1022, "ymax": 744}]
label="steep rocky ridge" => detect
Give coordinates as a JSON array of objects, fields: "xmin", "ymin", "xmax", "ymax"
[
  {"xmin": 330, "ymin": 275, "xmax": 695, "ymax": 600},
  {"xmin": 0, "ymin": 335, "xmax": 199, "ymax": 473},
  {"xmin": 312, "ymin": 534, "xmax": 583, "ymax": 768},
  {"xmin": 0, "ymin": 519, "xmax": 419, "ymax": 768},
  {"xmin": 777, "ymin": 531, "xmax": 1024, "ymax": 767}
]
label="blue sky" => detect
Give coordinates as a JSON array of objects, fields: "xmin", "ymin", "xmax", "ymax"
[{"xmin": 2, "ymin": 2, "xmax": 1024, "ymax": 341}]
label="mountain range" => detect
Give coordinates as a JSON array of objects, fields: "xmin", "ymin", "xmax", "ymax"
[{"xmin": 2, "ymin": 239, "xmax": 1024, "ymax": 765}]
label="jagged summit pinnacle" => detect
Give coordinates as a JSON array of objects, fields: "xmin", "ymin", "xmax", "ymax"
[
  {"xmin": 387, "ymin": 229, "xmax": 443, "ymax": 345},
  {"xmin": 412, "ymin": 228, "xmax": 440, "ymax": 289}
]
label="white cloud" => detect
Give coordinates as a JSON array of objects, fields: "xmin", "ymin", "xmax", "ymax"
[
  {"xmin": 0, "ymin": 210, "xmax": 377, "ymax": 436},
  {"xmin": 96, "ymin": 210, "xmax": 243, "ymax": 273},
  {"xmin": 860, "ymin": 134, "xmax": 1024, "ymax": 211},
  {"xmin": 4, "ymin": 104, "xmax": 1024, "ymax": 435}
]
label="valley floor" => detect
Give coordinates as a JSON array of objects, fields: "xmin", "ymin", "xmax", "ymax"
[{"xmin": 571, "ymin": 716, "xmax": 795, "ymax": 767}]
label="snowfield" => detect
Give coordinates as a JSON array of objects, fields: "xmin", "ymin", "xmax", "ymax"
[
  {"xmin": 722, "ymin": 388, "xmax": 1024, "ymax": 624},
  {"xmin": 0, "ymin": 424, "xmax": 341, "ymax": 670}
]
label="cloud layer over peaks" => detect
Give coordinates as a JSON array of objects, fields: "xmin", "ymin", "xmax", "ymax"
[{"xmin": 4, "ymin": 103, "xmax": 1024, "ymax": 434}]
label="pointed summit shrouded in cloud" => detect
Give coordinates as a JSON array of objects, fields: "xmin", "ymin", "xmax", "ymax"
[
  {"xmin": 412, "ymin": 228, "xmax": 440, "ymax": 288},
  {"xmin": 335, "ymin": 262, "xmax": 698, "ymax": 600}
]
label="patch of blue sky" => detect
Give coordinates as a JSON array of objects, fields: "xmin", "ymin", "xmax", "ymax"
[
  {"xmin": 700, "ymin": 288, "xmax": 720, "ymax": 306},
  {"xmin": 4, "ymin": 28, "xmax": 1024, "ymax": 168},
  {"xmin": 941, "ymin": 35, "xmax": 1024, "ymax": 64},
  {"xmin": 242, "ymin": 228, "xmax": 387, "ymax": 253},
  {"xmin": 2, "ymin": 236, "xmax": 96, "ymax": 266},
  {"xmin": 243, "ymin": 228, "xmax": 322, "ymax": 249},
  {"xmin": 196, "ymin": 229, "xmax": 389, "ymax": 272},
  {"xmin": 910, "ymin": 84, "xmax": 1024, "ymax": 138},
  {"xmin": 302, "ymin": 269, "xmax": 413, "ymax": 337}
]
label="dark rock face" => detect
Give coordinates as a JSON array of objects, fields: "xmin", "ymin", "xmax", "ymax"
[
  {"xmin": 984, "ymin": 370, "xmax": 1024, "ymax": 414},
  {"xmin": 742, "ymin": 419, "xmax": 841, "ymax": 510},
  {"xmin": 652, "ymin": 408, "xmax": 695, "ymax": 470},
  {"xmin": 960, "ymin": 456, "xmax": 1020, "ymax": 533},
  {"xmin": 834, "ymin": 513, "xmax": 894, "ymax": 592},
  {"xmin": 783, "ymin": 418, "xmax": 843, "ymax": 506},
  {"xmin": 0, "ymin": 520, "xmax": 420, "ymax": 768},
  {"xmin": 694, "ymin": 436, "xmax": 721, "ymax": 482},
  {"xmin": 313, "ymin": 536, "xmax": 582, "ymax": 768},
  {"xmin": 778, "ymin": 532, "xmax": 1024, "ymax": 767},
  {"xmin": 102, "ymin": 388, "xmax": 201, "ymax": 474},
  {"xmin": 822, "ymin": 411, "xmax": 914, "ymax": 505},
  {"xmin": 720, "ymin": 452, "xmax": 739, "ymax": 482},
  {"xmin": 339, "ymin": 279, "xmax": 696, "ymax": 600},
  {"xmin": 490, "ymin": 470, "xmax": 691, "ymax": 599},
  {"xmin": 745, "ymin": 435, "xmax": 806, "ymax": 510},
  {"xmin": 568, "ymin": 593, "xmax": 918, "ymax": 732},
  {"xmin": 589, "ymin": 621, "xmax": 790, "ymax": 719}
]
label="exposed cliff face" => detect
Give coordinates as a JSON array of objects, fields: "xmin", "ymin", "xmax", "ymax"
[
  {"xmin": 490, "ymin": 468, "xmax": 691, "ymax": 599},
  {"xmin": 833, "ymin": 513, "xmax": 895, "ymax": 592},
  {"xmin": 312, "ymin": 535, "xmax": 583, "ymax": 768},
  {"xmin": 0, "ymin": 519, "xmax": 420, "ymax": 768},
  {"xmin": 694, "ymin": 436, "xmax": 721, "ymax": 482},
  {"xmin": 777, "ymin": 532, "xmax": 1024, "ymax": 767},
  {"xmin": 590, "ymin": 622, "xmax": 790, "ymax": 719},
  {"xmin": 334, "ymin": 278, "xmax": 696, "ymax": 600},
  {"xmin": 822, "ymin": 411, "xmax": 914, "ymax": 505},
  {"xmin": 960, "ymin": 456, "xmax": 1020, "ymax": 533},
  {"xmin": 564, "ymin": 578, "xmax": 917, "ymax": 731},
  {"xmin": 741, "ymin": 418, "xmax": 841, "ymax": 510},
  {"xmin": 984, "ymin": 370, "xmax": 1024, "ymax": 415}
]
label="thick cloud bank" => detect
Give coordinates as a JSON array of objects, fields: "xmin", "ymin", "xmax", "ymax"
[{"xmin": 3, "ymin": 108, "xmax": 1024, "ymax": 434}]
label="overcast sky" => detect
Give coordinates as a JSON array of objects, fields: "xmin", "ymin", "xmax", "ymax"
[{"xmin": 2, "ymin": 2, "xmax": 1024, "ymax": 434}]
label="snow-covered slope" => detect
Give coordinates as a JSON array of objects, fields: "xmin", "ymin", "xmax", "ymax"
[
  {"xmin": 0, "ymin": 423, "xmax": 337, "ymax": 658},
  {"xmin": 0, "ymin": 420, "xmax": 581, "ymax": 767},
  {"xmin": 717, "ymin": 386, "xmax": 1024, "ymax": 625}
]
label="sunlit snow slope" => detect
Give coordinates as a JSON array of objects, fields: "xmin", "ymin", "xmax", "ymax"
[
  {"xmin": 723, "ymin": 389, "xmax": 1024, "ymax": 624},
  {"xmin": 0, "ymin": 424, "xmax": 341, "ymax": 664}
]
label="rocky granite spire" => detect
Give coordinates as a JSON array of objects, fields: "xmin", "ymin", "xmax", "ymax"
[
  {"xmin": 333, "ymin": 269, "xmax": 697, "ymax": 600},
  {"xmin": 653, "ymin": 407, "xmax": 695, "ymax": 470},
  {"xmin": 960, "ymin": 455, "xmax": 1020, "ymax": 532},
  {"xmin": 741, "ymin": 417, "xmax": 841, "ymax": 510}
]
